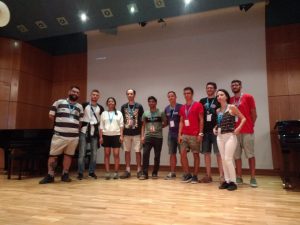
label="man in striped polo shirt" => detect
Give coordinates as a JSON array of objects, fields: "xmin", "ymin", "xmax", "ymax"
[{"xmin": 39, "ymin": 86, "xmax": 84, "ymax": 184}]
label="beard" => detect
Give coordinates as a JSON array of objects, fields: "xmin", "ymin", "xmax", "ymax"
[
  {"xmin": 69, "ymin": 94, "xmax": 78, "ymax": 101},
  {"xmin": 232, "ymin": 88, "xmax": 241, "ymax": 94}
]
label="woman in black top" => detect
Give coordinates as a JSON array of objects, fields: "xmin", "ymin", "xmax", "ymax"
[{"xmin": 213, "ymin": 89, "xmax": 246, "ymax": 191}]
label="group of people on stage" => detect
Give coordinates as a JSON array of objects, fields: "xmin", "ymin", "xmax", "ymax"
[{"xmin": 39, "ymin": 79, "xmax": 257, "ymax": 191}]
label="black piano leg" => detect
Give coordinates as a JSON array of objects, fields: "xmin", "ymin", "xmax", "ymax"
[
  {"xmin": 282, "ymin": 150, "xmax": 293, "ymax": 189},
  {"xmin": 18, "ymin": 159, "xmax": 23, "ymax": 180}
]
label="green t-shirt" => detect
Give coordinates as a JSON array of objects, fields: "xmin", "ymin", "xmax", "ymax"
[{"xmin": 142, "ymin": 109, "xmax": 166, "ymax": 138}]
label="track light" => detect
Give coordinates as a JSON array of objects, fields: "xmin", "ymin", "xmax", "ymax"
[{"xmin": 239, "ymin": 3, "xmax": 254, "ymax": 12}]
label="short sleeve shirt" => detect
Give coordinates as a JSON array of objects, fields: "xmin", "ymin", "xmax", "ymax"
[
  {"xmin": 121, "ymin": 103, "xmax": 144, "ymax": 136},
  {"xmin": 142, "ymin": 109, "xmax": 166, "ymax": 138}
]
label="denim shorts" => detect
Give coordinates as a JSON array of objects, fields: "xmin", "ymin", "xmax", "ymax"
[
  {"xmin": 201, "ymin": 133, "xmax": 219, "ymax": 154},
  {"xmin": 168, "ymin": 134, "xmax": 180, "ymax": 154}
]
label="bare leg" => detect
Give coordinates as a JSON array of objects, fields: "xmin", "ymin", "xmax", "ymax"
[
  {"xmin": 216, "ymin": 153, "xmax": 224, "ymax": 177},
  {"xmin": 113, "ymin": 148, "xmax": 120, "ymax": 172},
  {"xmin": 136, "ymin": 152, "xmax": 142, "ymax": 171},
  {"xmin": 105, "ymin": 148, "xmax": 111, "ymax": 172},
  {"xmin": 63, "ymin": 155, "xmax": 72, "ymax": 174},
  {"xmin": 170, "ymin": 154, "xmax": 177, "ymax": 173},
  {"xmin": 180, "ymin": 149, "xmax": 189, "ymax": 174},
  {"xmin": 204, "ymin": 153, "xmax": 211, "ymax": 177},
  {"xmin": 235, "ymin": 158, "xmax": 242, "ymax": 178},
  {"xmin": 47, "ymin": 156, "xmax": 58, "ymax": 176},
  {"xmin": 193, "ymin": 152, "xmax": 200, "ymax": 175},
  {"xmin": 249, "ymin": 157, "xmax": 256, "ymax": 178}
]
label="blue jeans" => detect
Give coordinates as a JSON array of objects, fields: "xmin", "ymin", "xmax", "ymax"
[{"xmin": 78, "ymin": 132, "xmax": 98, "ymax": 174}]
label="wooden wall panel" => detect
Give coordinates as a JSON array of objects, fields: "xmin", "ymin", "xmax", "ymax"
[
  {"xmin": 287, "ymin": 58, "xmax": 300, "ymax": 95},
  {"xmin": 0, "ymin": 69, "xmax": 12, "ymax": 83},
  {"xmin": 289, "ymin": 95, "xmax": 300, "ymax": 119},
  {"xmin": 15, "ymin": 103, "xmax": 51, "ymax": 129},
  {"xmin": 0, "ymin": 101, "xmax": 9, "ymax": 129},
  {"xmin": 267, "ymin": 60, "xmax": 288, "ymax": 96},
  {"xmin": 18, "ymin": 72, "xmax": 52, "ymax": 107},
  {"xmin": 0, "ymin": 81, "xmax": 10, "ymax": 101},
  {"xmin": 268, "ymin": 96, "xmax": 290, "ymax": 130},
  {"xmin": 51, "ymin": 80, "xmax": 87, "ymax": 103},
  {"xmin": 20, "ymin": 43, "xmax": 53, "ymax": 81}
]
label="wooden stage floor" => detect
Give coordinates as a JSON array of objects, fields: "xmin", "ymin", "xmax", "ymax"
[{"xmin": 1, "ymin": 172, "xmax": 300, "ymax": 225}]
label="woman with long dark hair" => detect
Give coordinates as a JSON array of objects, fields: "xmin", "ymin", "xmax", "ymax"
[
  {"xmin": 100, "ymin": 97, "xmax": 124, "ymax": 179},
  {"xmin": 214, "ymin": 89, "xmax": 246, "ymax": 191}
]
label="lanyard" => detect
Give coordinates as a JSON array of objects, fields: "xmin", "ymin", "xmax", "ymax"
[
  {"xmin": 185, "ymin": 102, "xmax": 194, "ymax": 118},
  {"xmin": 217, "ymin": 104, "xmax": 228, "ymax": 125},
  {"xmin": 150, "ymin": 110, "xmax": 156, "ymax": 122},
  {"xmin": 205, "ymin": 98, "xmax": 215, "ymax": 112},
  {"xmin": 90, "ymin": 103, "xmax": 99, "ymax": 122},
  {"xmin": 127, "ymin": 103, "xmax": 136, "ymax": 117},
  {"xmin": 67, "ymin": 100, "xmax": 75, "ymax": 117},
  {"xmin": 233, "ymin": 93, "xmax": 243, "ymax": 107},
  {"xmin": 169, "ymin": 105, "xmax": 177, "ymax": 119},
  {"xmin": 108, "ymin": 111, "xmax": 114, "ymax": 124}
]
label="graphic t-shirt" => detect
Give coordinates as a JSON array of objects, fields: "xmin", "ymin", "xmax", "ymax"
[
  {"xmin": 179, "ymin": 102, "xmax": 204, "ymax": 136},
  {"xmin": 142, "ymin": 109, "xmax": 166, "ymax": 138},
  {"xmin": 230, "ymin": 93, "xmax": 256, "ymax": 134},
  {"xmin": 121, "ymin": 103, "xmax": 144, "ymax": 136},
  {"xmin": 200, "ymin": 97, "xmax": 220, "ymax": 134}
]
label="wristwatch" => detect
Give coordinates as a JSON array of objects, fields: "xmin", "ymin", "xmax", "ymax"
[{"xmin": 198, "ymin": 133, "xmax": 204, "ymax": 136}]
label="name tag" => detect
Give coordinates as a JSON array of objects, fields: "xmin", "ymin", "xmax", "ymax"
[
  {"xmin": 170, "ymin": 120, "xmax": 175, "ymax": 128},
  {"xmin": 184, "ymin": 119, "xmax": 190, "ymax": 127},
  {"xmin": 207, "ymin": 114, "xmax": 212, "ymax": 122}
]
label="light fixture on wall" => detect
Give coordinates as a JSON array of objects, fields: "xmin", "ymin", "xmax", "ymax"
[
  {"xmin": 0, "ymin": 1, "xmax": 10, "ymax": 27},
  {"xmin": 239, "ymin": 3, "xmax": 254, "ymax": 12},
  {"xmin": 80, "ymin": 12, "xmax": 88, "ymax": 22}
]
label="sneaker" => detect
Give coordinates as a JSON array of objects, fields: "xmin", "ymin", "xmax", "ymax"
[
  {"xmin": 250, "ymin": 178, "xmax": 258, "ymax": 188},
  {"xmin": 191, "ymin": 175, "xmax": 199, "ymax": 184},
  {"xmin": 227, "ymin": 182, "xmax": 238, "ymax": 191},
  {"xmin": 219, "ymin": 181, "xmax": 229, "ymax": 189},
  {"xmin": 200, "ymin": 175, "xmax": 212, "ymax": 183},
  {"xmin": 88, "ymin": 173, "xmax": 98, "ymax": 179},
  {"xmin": 120, "ymin": 171, "xmax": 131, "ymax": 179},
  {"xmin": 137, "ymin": 171, "xmax": 143, "ymax": 179},
  {"xmin": 61, "ymin": 173, "xmax": 72, "ymax": 182},
  {"xmin": 104, "ymin": 172, "xmax": 111, "ymax": 180},
  {"xmin": 181, "ymin": 173, "xmax": 193, "ymax": 183},
  {"xmin": 139, "ymin": 174, "xmax": 149, "ymax": 180},
  {"xmin": 113, "ymin": 172, "xmax": 119, "ymax": 179},
  {"xmin": 77, "ymin": 173, "xmax": 83, "ymax": 180},
  {"xmin": 152, "ymin": 173, "xmax": 158, "ymax": 179},
  {"xmin": 236, "ymin": 177, "xmax": 243, "ymax": 184},
  {"xmin": 165, "ymin": 172, "xmax": 176, "ymax": 180},
  {"xmin": 39, "ymin": 174, "xmax": 54, "ymax": 184}
]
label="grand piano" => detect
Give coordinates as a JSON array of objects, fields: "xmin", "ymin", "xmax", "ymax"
[
  {"xmin": 274, "ymin": 120, "xmax": 300, "ymax": 189},
  {"xmin": 0, "ymin": 129, "xmax": 53, "ymax": 179}
]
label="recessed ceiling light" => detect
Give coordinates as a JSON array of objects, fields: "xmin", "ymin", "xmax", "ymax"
[
  {"xmin": 16, "ymin": 24, "xmax": 28, "ymax": 32},
  {"xmin": 35, "ymin": 20, "xmax": 47, "ymax": 29},
  {"xmin": 13, "ymin": 41, "xmax": 19, "ymax": 47},
  {"xmin": 154, "ymin": 0, "xmax": 165, "ymax": 8},
  {"xmin": 80, "ymin": 13, "xmax": 88, "ymax": 22},
  {"xmin": 101, "ymin": 8, "xmax": 113, "ymax": 18},
  {"xmin": 184, "ymin": 0, "xmax": 192, "ymax": 6},
  {"xmin": 56, "ymin": 17, "xmax": 69, "ymax": 26},
  {"xmin": 127, "ymin": 3, "xmax": 138, "ymax": 14}
]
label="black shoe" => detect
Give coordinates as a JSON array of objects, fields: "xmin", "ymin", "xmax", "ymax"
[
  {"xmin": 219, "ymin": 181, "xmax": 229, "ymax": 189},
  {"xmin": 61, "ymin": 173, "xmax": 72, "ymax": 182},
  {"xmin": 88, "ymin": 173, "xmax": 98, "ymax": 179},
  {"xmin": 77, "ymin": 173, "xmax": 83, "ymax": 180},
  {"xmin": 120, "ymin": 171, "xmax": 131, "ymax": 179},
  {"xmin": 39, "ymin": 174, "xmax": 54, "ymax": 184},
  {"xmin": 139, "ymin": 174, "xmax": 149, "ymax": 180},
  {"xmin": 181, "ymin": 173, "xmax": 193, "ymax": 183},
  {"xmin": 227, "ymin": 182, "xmax": 238, "ymax": 191},
  {"xmin": 191, "ymin": 175, "xmax": 199, "ymax": 184},
  {"xmin": 152, "ymin": 173, "xmax": 158, "ymax": 179}
]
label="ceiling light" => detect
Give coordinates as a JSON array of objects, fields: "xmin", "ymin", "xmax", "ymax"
[
  {"xmin": 80, "ymin": 13, "xmax": 88, "ymax": 22},
  {"xmin": 127, "ymin": 3, "xmax": 138, "ymax": 14},
  {"xmin": 35, "ymin": 20, "xmax": 47, "ymax": 29},
  {"xmin": 13, "ymin": 41, "xmax": 19, "ymax": 47},
  {"xmin": 101, "ymin": 8, "xmax": 113, "ymax": 18},
  {"xmin": 184, "ymin": 0, "xmax": 192, "ymax": 6},
  {"xmin": 16, "ymin": 24, "xmax": 28, "ymax": 32},
  {"xmin": 56, "ymin": 17, "xmax": 69, "ymax": 26},
  {"xmin": 154, "ymin": 0, "xmax": 165, "ymax": 8}
]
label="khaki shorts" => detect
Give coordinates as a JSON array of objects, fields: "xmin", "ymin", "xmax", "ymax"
[
  {"xmin": 123, "ymin": 135, "xmax": 142, "ymax": 152},
  {"xmin": 49, "ymin": 134, "xmax": 79, "ymax": 156},
  {"xmin": 234, "ymin": 133, "xmax": 255, "ymax": 159},
  {"xmin": 180, "ymin": 135, "xmax": 201, "ymax": 153}
]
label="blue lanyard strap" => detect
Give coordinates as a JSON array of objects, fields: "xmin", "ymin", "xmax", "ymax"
[
  {"xmin": 67, "ymin": 100, "xmax": 75, "ymax": 117},
  {"xmin": 127, "ymin": 103, "xmax": 136, "ymax": 117},
  {"xmin": 185, "ymin": 102, "xmax": 194, "ymax": 118},
  {"xmin": 217, "ymin": 105, "xmax": 228, "ymax": 126},
  {"xmin": 169, "ymin": 105, "xmax": 176, "ymax": 119},
  {"xmin": 233, "ymin": 93, "xmax": 243, "ymax": 107},
  {"xmin": 108, "ymin": 111, "xmax": 114, "ymax": 124},
  {"xmin": 205, "ymin": 98, "xmax": 215, "ymax": 112}
]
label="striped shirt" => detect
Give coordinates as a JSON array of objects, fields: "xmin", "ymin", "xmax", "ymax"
[{"xmin": 49, "ymin": 99, "xmax": 84, "ymax": 138}]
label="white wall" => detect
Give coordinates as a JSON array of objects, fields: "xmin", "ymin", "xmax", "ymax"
[{"xmin": 87, "ymin": 3, "xmax": 273, "ymax": 169}]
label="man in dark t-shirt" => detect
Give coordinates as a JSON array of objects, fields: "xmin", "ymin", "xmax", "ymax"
[
  {"xmin": 120, "ymin": 89, "xmax": 144, "ymax": 179},
  {"xmin": 199, "ymin": 82, "xmax": 224, "ymax": 183}
]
